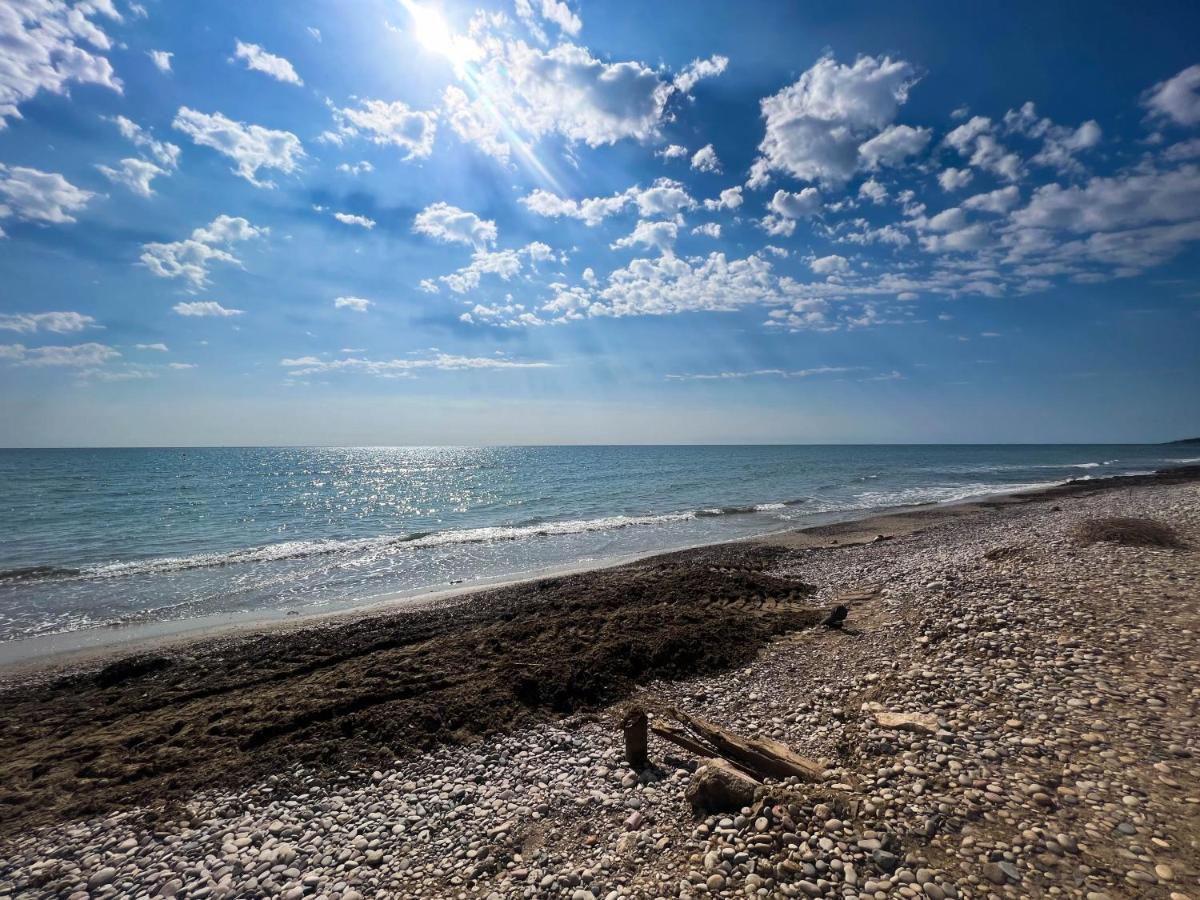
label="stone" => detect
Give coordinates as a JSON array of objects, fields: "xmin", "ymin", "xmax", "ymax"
[
  {"xmin": 88, "ymin": 868, "xmax": 117, "ymax": 890},
  {"xmin": 873, "ymin": 711, "xmax": 940, "ymax": 734},
  {"xmin": 872, "ymin": 849, "xmax": 898, "ymax": 873},
  {"xmin": 685, "ymin": 760, "xmax": 758, "ymax": 813}
]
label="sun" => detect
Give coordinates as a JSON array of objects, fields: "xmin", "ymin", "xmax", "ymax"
[{"xmin": 401, "ymin": 1, "xmax": 474, "ymax": 69}]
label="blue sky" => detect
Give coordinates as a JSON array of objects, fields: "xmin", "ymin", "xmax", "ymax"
[{"xmin": 1, "ymin": 0, "xmax": 1198, "ymax": 445}]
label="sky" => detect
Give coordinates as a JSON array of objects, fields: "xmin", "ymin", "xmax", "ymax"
[{"xmin": 1, "ymin": 0, "xmax": 1199, "ymax": 446}]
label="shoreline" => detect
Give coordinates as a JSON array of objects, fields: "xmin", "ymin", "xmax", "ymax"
[
  {"xmin": 1, "ymin": 465, "xmax": 1197, "ymax": 897},
  {"xmin": 3, "ymin": 464, "xmax": 1195, "ymax": 679},
  {"xmin": 0, "ymin": 465, "xmax": 1197, "ymax": 838}
]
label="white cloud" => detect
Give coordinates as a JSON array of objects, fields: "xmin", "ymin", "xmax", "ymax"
[
  {"xmin": 107, "ymin": 115, "xmax": 181, "ymax": 168},
  {"xmin": 96, "ymin": 157, "xmax": 166, "ymax": 196},
  {"xmin": 141, "ymin": 215, "xmax": 267, "ymax": 288},
  {"xmin": 1010, "ymin": 165, "xmax": 1200, "ymax": 233},
  {"xmin": 1142, "ymin": 64, "xmax": 1200, "ymax": 127},
  {"xmin": 692, "ymin": 222, "xmax": 721, "ymax": 238},
  {"xmin": 234, "ymin": 41, "xmax": 303, "ymax": 86},
  {"xmin": 857, "ymin": 123, "xmax": 930, "ymax": 170},
  {"xmin": 944, "ymin": 115, "xmax": 1021, "ymax": 181},
  {"xmin": 0, "ymin": 0, "xmax": 123, "ymax": 128},
  {"xmin": 325, "ymin": 98, "xmax": 437, "ymax": 160},
  {"xmin": 920, "ymin": 222, "xmax": 990, "ymax": 253},
  {"xmin": 759, "ymin": 215, "xmax": 796, "ymax": 237},
  {"xmin": 657, "ymin": 144, "xmax": 688, "ymax": 160},
  {"xmin": 523, "ymin": 241, "xmax": 554, "ymax": 262},
  {"xmin": 703, "ymin": 185, "xmax": 743, "ymax": 211},
  {"xmin": 937, "ymin": 166, "xmax": 973, "ymax": 191},
  {"xmin": 858, "ymin": 178, "xmax": 887, "ymax": 204},
  {"xmin": 0, "ymin": 164, "xmax": 92, "ymax": 223},
  {"xmin": 336, "ymin": 160, "xmax": 374, "ymax": 175},
  {"xmin": 438, "ymin": 22, "xmax": 674, "ymax": 162},
  {"xmin": 334, "ymin": 296, "xmax": 372, "ymax": 311},
  {"xmin": 333, "ymin": 212, "xmax": 376, "ymax": 229},
  {"xmin": 750, "ymin": 53, "xmax": 920, "ymax": 188},
  {"xmin": 173, "ymin": 301, "xmax": 244, "ymax": 317},
  {"xmin": 631, "ymin": 178, "xmax": 695, "ymax": 218},
  {"xmin": 439, "ymin": 248, "xmax": 523, "ymax": 293},
  {"xmin": 515, "ymin": 0, "xmax": 581, "ymax": 40},
  {"xmin": 0, "ymin": 311, "xmax": 97, "ymax": 333},
  {"xmin": 520, "ymin": 178, "xmax": 694, "ymax": 226},
  {"xmin": 666, "ymin": 366, "xmax": 853, "ymax": 381},
  {"xmin": 594, "ymin": 251, "xmax": 779, "ymax": 318},
  {"xmin": 690, "ymin": 144, "xmax": 722, "ymax": 173},
  {"xmin": 135, "ymin": 343, "xmax": 168, "ymax": 351},
  {"xmin": 673, "ymin": 54, "xmax": 729, "ymax": 95},
  {"xmin": 1163, "ymin": 138, "xmax": 1200, "ymax": 161},
  {"xmin": 413, "ymin": 202, "xmax": 497, "ymax": 249},
  {"xmin": 1004, "ymin": 101, "xmax": 1101, "ymax": 174},
  {"xmin": 769, "ymin": 187, "xmax": 822, "ymax": 218},
  {"xmin": 280, "ymin": 351, "xmax": 554, "ymax": 377},
  {"xmin": 192, "ymin": 215, "xmax": 265, "ymax": 244},
  {"xmin": 962, "ymin": 185, "xmax": 1019, "ymax": 213},
  {"xmin": 173, "ymin": 107, "xmax": 305, "ymax": 187},
  {"xmin": 0, "ymin": 342, "xmax": 119, "ymax": 366},
  {"xmin": 306, "ymin": 27, "xmax": 321, "ymax": 42},
  {"xmin": 147, "ymin": 49, "xmax": 172, "ymax": 73},
  {"xmin": 168, "ymin": 362, "xmax": 197, "ymax": 369},
  {"xmin": 810, "ymin": 254, "xmax": 849, "ymax": 275},
  {"xmin": 611, "ymin": 220, "xmax": 678, "ymax": 255}
]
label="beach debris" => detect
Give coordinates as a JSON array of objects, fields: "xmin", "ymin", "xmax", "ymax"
[
  {"xmin": 862, "ymin": 702, "xmax": 939, "ymax": 734},
  {"xmin": 1073, "ymin": 516, "xmax": 1185, "ymax": 548},
  {"xmin": 822, "ymin": 604, "xmax": 849, "ymax": 629},
  {"xmin": 621, "ymin": 706, "xmax": 648, "ymax": 770},
  {"xmin": 685, "ymin": 758, "xmax": 760, "ymax": 812},
  {"xmin": 93, "ymin": 653, "xmax": 173, "ymax": 688},
  {"xmin": 641, "ymin": 705, "xmax": 825, "ymax": 783}
]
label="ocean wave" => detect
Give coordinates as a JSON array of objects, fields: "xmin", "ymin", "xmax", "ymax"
[
  {"xmin": 24, "ymin": 511, "xmax": 702, "ymax": 583},
  {"xmin": 0, "ymin": 564, "xmax": 81, "ymax": 583},
  {"xmin": 1, "ymin": 466, "xmax": 1170, "ymax": 586},
  {"xmin": 854, "ymin": 479, "xmax": 1066, "ymax": 508}
]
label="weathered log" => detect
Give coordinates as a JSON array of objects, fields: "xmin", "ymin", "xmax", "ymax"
[
  {"xmin": 622, "ymin": 705, "xmax": 649, "ymax": 769},
  {"xmin": 667, "ymin": 707, "xmax": 825, "ymax": 783},
  {"xmin": 648, "ymin": 718, "xmax": 717, "ymax": 760}
]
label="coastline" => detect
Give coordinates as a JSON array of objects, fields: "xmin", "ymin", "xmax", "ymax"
[
  {"xmin": 1, "ymin": 464, "xmax": 1197, "ymax": 897},
  {"xmin": 3, "ymin": 464, "xmax": 1195, "ymax": 679}
]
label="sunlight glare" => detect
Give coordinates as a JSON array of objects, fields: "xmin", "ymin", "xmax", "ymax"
[{"xmin": 402, "ymin": 0, "xmax": 473, "ymax": 68}]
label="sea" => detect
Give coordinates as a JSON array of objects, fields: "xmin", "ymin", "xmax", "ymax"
[{"xmin": 0, "ymin": 445, "xmax": 1195, "ymax": 649}]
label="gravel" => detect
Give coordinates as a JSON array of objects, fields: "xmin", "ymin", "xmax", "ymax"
[{"xmin": 1, "ymin": 480, "xmax": 1197, "ymax": 899}]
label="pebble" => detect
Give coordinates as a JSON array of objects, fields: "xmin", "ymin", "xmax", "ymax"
[{"xmin": 2, "ymin": 482, "xmax": 1196, "ymax": 900}]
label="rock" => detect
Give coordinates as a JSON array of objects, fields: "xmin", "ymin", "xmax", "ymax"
[
  {"xmin": 88, "ymin": 868, "xmax": 117, "ymax": 890},
  {"xmin": 873, "ymin": 711, "xmax": 940, "ymax": 734},
  {"xmin": 871, "ymin": 849, "xmax": 898, "ymax": 873},
  {"xmin": 982, "ymin": 862, "xmax": 1009, "ymax": 885},
  {"xmin": 685, "ymin": 760, "xmax": 758, "ymax": 813}
]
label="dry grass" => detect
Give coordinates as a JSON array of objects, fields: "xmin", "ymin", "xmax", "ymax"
[{"xmin": 1073, "ymin": 516, "xmax": 1186, "ymax": 549}]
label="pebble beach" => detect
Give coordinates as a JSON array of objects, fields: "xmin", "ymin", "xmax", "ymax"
[{"xmin": 2, "ymin": 471, "xmax": 1197, "ymax": 900}]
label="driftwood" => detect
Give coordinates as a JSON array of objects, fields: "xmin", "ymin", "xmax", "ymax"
[
  {"xmin": 622, "ymin": 706, "xmax": 649, "ymax": 769},
  {"xmin": 639, "ymin": 705, "xmax": 824, "ymax": 784},
  {"xmin": 669, "ymin": 707, "xmax": 825, "ymax": 782}
]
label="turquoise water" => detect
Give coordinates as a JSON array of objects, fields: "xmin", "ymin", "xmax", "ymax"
[{"xmin": 0, "ymin": 445, "xmax": 1195, "ymax": 643}]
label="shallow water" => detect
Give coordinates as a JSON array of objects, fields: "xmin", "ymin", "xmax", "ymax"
[{"xmin": 0, "ymin": 444, "xmax": 1194, "ymax": 643}]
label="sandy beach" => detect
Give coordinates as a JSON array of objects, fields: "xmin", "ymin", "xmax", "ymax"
[{"xmin": 1, "ymin": 467, "xmax": 1198, "ymax": 899}]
